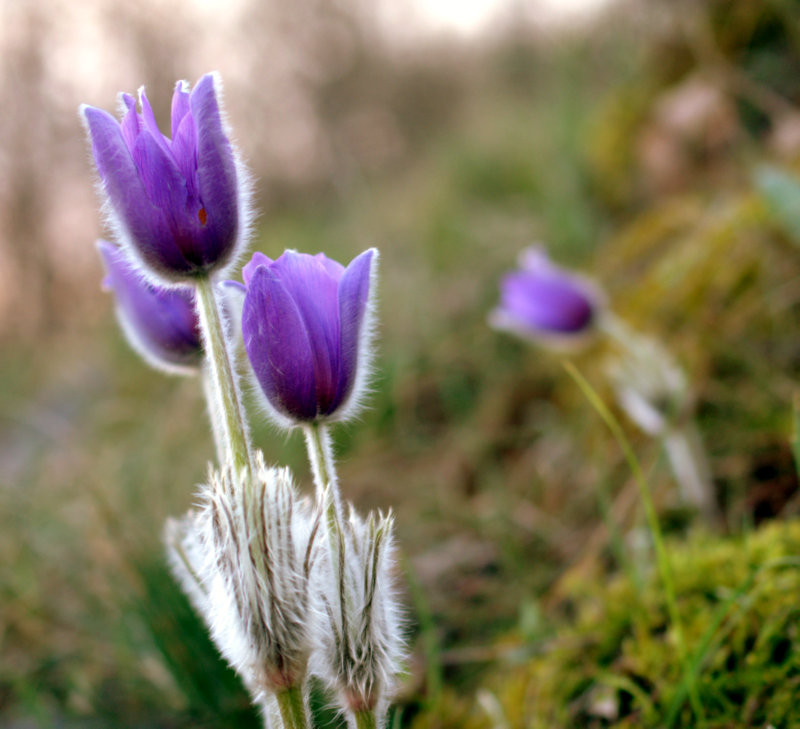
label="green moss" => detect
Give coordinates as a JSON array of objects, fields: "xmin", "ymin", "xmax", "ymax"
[{"xmin": 419, "ymin": 520, "xmax": 800, "ymax": 728}]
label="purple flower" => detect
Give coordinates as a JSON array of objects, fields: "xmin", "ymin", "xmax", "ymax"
[
  {"xmin": 490, "ymin": 246, "xmax": 601, "ymax": 346},
  {"xmin": 82, "ymin": 74, "xmax": 247, "ymax": 282},
  {"xmin": 98, "ymin": 240, "xmax": 203, "ymax": 374},
  {"xmin": 240, "ymin": 249, "xmax": 377, "ymax": 425}
]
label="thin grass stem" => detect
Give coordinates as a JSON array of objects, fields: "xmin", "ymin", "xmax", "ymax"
[{"xmin": 563, "ymin": 361, "xmax": 705, "ymax": 723}]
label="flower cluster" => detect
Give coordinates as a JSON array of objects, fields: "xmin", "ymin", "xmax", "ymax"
[{"xmin": 84, "ymin": 74, "xmax": 403, "ymax": 729}]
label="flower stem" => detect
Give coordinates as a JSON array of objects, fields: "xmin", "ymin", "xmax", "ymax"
[
  {"xmin": 275, "ymin": 686, "xmax": 310, "ymax": 729},
  {"xmin": 303, "ymin": 423, "xmax": 345, "ymax": 554},
  {"xmin": 354, "ymin": 709, "xmax": 378, "ymax": 729},
  {"xmin": 303, "ymin": 421, "xmax": 350, "ymax": 646},
  {"xmin": 194, "ymin": 275, "xmax": 253, "ymax": 475},
  {"xmin": 303, "ymin": 422, "xmax": 342, "ymax": 514},
  {"xmin": 201, "ymin": 364, "xmax": 226, "ymax": 465},
  {"xmin": 564, "ymin": 361, "xmax": 705, "ymax": 723}
]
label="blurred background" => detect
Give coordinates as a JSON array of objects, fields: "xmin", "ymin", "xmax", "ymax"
[{"xmin": 3, "ymin": 0, "xmax": 800, "ymax": 726}]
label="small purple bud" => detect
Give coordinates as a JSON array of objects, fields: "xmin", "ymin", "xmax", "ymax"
[
  {"xmin": 82, "ymin": 73, "xmax": 248, "ymax": 283},
  {"xmin": 97, "ymin": 240, "xmax": 203, "ymax": 374},
  {"xmin": 240, "ymin": 248, "xmax": 377, "ymax": 426},
  {"xmin": 490, "ymin": 246, "xmax": 602, "ymax": 347}
]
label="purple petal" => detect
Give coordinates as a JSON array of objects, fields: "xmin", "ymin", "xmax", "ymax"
[
  {"xmin": 120, "ymin": 94, "xmax": 140, "ymax": 151},
  {"xmin": 97, "ymin": 241, "xmax": 202, "ymax": 370},
  {"xmin": 83, "ymin": 106, "xmax": 141, "ymax": 191},
  {"xmin": 500, "ymin": 270, "xmax": 594, "ymax": 334},
  {"xmin": 171, "ymin": 112, "xmax": 198, "ymax": 194},
  {"xmin": 243, "ymin": 266, "xmax": 318, "ymax": 421},
  {"xmin": 242, "ymin": 252, "xmax": 273, "ymax": 287},
  {"xmin": 190, "ymin": 74, "xmax": 239, "ymax": 258},
  {"xmin": 223, "ymin": 280, "xmax": 246, "ymax": 295},
  {"xmin": 171, "ymin": 80, "xmax": 191, "ymax": 139},
  {"xmin": 138, "ymin": 88, "xmax": 171, "ymax": 158},
  {"xmin": 335, "ymin": 248, "xmax": 374, "ymax": 406},
  {"xmin": 129, "ymin": 131, "xmax": 207, "ymax": 269},
  {"xmin": 83, "ymin": 106, "xmax": 185, "ymax": 271},
  {"xmin": 314, "ymin": 252, "xmax": 345, "ymax": 280},
  {"xmin": 518, "ymin": 246, "xmax": 551, "ymax": 274},
  {"xmin": 271, "ymin": 251, "xmax": 341, "ymax": 413},
  {"xmin": 131, "ymin": 130, "xmax": 187, "ymax": 213}
]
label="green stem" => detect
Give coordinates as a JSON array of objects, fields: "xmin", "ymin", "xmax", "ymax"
[
  {"xmin": 194, "ymin": 275, "xmax": 253, "ymax": 474},
  {"xmin": 303, "ymin": 422, "xmax": 351, "ymax": 668},
  {"xmin": 303, "ymin": 422, "xmax": 345, "ymax": 551},
  {"xmin": 303, "ymin": 423, "xmax": 341, "ymax": 513},
  {"xmin": 564, "ymin": 362, "xmax": 705, "ymax": 723},
  {"xmin": 275, "ymin": 686, "xmax": 310, "ymax": 729},
  {"xmin": 201, "ymin": 364, "xmax": 226, "ymax": 465},
  {"xmin": 354, "ymin": 709, "xmax": 378, "ymax": 729}
]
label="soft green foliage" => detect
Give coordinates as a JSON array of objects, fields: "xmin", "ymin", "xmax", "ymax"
[{"xmin": 418, "ymin": 520, "xmax": 800, "ymax": 728}]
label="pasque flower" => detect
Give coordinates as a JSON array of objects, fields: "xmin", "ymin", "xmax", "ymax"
[
  {"xmin": 82, "ymin": 73, "xmax": 247, "ymax": 282},
  {"xmin": 240, "ymin": 249, "xmax": 377, "ymax": 426},
  {"xmin": 490, "ymin": 246, "xmax": 601, "ymax": 346},
  {"xmin": 97, "ymin": 240, "xmax": 202, "ymax": 374}
]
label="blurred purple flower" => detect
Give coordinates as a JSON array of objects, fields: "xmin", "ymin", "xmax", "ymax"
[
  {"xmin": 490, "ymin": 246, "xmax": 601, "ymax": 345},
  {"xmin": 82, "ymin": 74, "xmax": 247, "ymax": 282},
  {"xmin": 98, "ymin": 240, "xmax": 203, "ymax": 374},
  {"xmin": 240, "ymin": 249, "xmax": 377, "ymax": 425}
]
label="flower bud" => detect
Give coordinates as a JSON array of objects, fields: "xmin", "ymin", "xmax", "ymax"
[
  {"xmin": 82, "ymin": 73, "xmax": 249, "ymax": 283},
  {"xmin": 97, "ymin": 240, "xmax": 202, "ymax": 374},
  {"xmin": 490, "ymin": 246, "xmax": 602, "ymax": 348},
  {"xmin": 315, "ymin": 507, "xmax": 403, "ymax": 719},
  {"xmin": 240, "ymin": 248, "xmax": 377, "ymax": 427},
  {"xmin": 166, "ymin": 453, "xmax": 322, "ymax": 697}
]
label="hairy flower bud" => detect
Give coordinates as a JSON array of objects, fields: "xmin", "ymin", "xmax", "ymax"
[
  {"xmin": 315, "ymin": 507, "xmax": 404, "ymax": 719},
  {"xmin": 82, "ymin": 73, "xmax": 250, "ymax": 283},
  {"xmin": 166, "ymin": 453, "xmax": 321, "ymax": 697},
  {"xmin": 97, "ymin": 240, "xmax": 202, "ymax": 374},
  {"xmin": 239, "ymin": 248, "xmax": 377, "ymax": 427},
  {"xmin": 490, "ymin": 246, "xmax": 602, "ymax": 348}
]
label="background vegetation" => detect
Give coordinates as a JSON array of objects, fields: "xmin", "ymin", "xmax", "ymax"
[{"xmin": 2, "ymin": 0, "xmax": 800, "ymax": 726}]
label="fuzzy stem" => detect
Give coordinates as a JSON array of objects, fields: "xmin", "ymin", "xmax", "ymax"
[
  {"xmin": 303, "ymin": 421, "xmax": 351, "ymax": 671},
  {"xmin": 194, "ymin": 275, "xmax": 253, "ymax": 474},
  {"xmin": 303, "ymin": 423, "xmax": 346, "ymax": 567},
  {"xmin": 303, "ymin": 422, "xmax": 343, "ymax": 517},
  {"xmin": 275, "ymin": 686, "xmax": 310, "ymax": 729},
  {"xmin": 354, "ymin": 709, "xmax": 378, "ymax": 729},
  {"xmin": 201, "ymin": 364, "xmax": 226, "ymax": 465}
]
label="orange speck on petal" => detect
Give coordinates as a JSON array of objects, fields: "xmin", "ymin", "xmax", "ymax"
[{"xmin": 198, "ymin": 207, "xmax": 207, "ymax": 225}]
